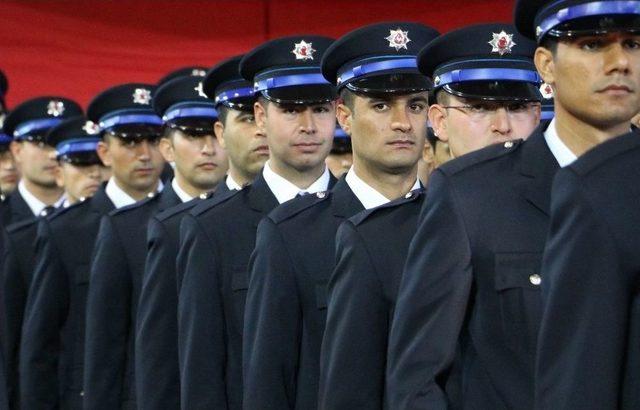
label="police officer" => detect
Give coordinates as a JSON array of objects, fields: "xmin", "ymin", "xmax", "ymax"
[
  {"xmin": 19, "ymin": 83, "xmax": 164, "ymax": 410},
  {"xmin": 83, "ymin": 75, "xmax": 222, "ymax": 410},
  {"xmin": 177, "ymin": 36, "xmax": 337, "ymax": 410},
  {"xmin": 0, "ymin": 131, "xmax": 19, "ymax": 201},
  {"xmin": 2, "ymin": 115, "xmax": 105, "ymax": 409},
  {"xmin": 325, "ymin": 126, "xmax": 352, "ymax": 178},
  {"xmin": 509, "ymin": 1, "xmax": 640, "ymax": 408},
  {"xmin": 2, "ymin": 97, "xmax": 83, "ymax": 223},
  {"xmin": 320, "ymin": 22, "xmax": 543, "ymax": 410},
  {"xmin": 135, "ymin": 55, "xmax": 265, "ymax": 410},
  {"xmin": 243, "ymin": 22, "xmax": 438, "ymax": 410},
  {"xmin": 385, "ymin": 22, "xmax": 553, "ymax": 408}
]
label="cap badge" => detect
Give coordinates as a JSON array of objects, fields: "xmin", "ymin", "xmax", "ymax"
[
  {"xmin": 489, "ymin": 31, "xmax": 516, "ymax": 56},
  {"xmin": 133, "ymin": 88, "xmax": 152, "ymax": 105},
  {"xmin": 47, "ymin": 100, "xmax": 65, "ymax": 117},
  {"xmin": 540, "ymin": 83, "xmax": 554, "ymax": 99},
  {"xmin": 195, "ymin": 82, "xmax": 207, "ymax": 98},
  {"xmin": 434, "ymin": 76, "xmax": 441, "ymax": 86},
  {"xmin": 386, "ymin": 28, "xmax": 411, "ymax": 51},
  {"xmin": 191, "ymin": 69, "xmax": 206, "ymax": 77},
  {"xmin": 82, "ymin": 120, "xmax": 100, "ymax": 135},
  {"xmin": 292, "ymin": 40, "xmax": 316, "ymax": 60}
]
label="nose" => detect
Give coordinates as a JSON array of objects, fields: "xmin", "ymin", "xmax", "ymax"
[
  {"xmin": 299, "ymin": 109, "xmax": 317, "ymax": 134},
  {"xmin": 200, "ymin": 135, "xmax": 217, "ymax": 156},
  {"xmin": 136, "ymin": 140, "xmax": 153, "ymax": 160},
  {"xmin": 604, "ymin": 40, "xmax": 631, "ymax": 75},
  {"xmin": 489, "ymin": 107, "xmax": 512, "ymax": 136},
  {"xmin": 390, "ymin": 106, "xmax": 412, "ymax": 133}
]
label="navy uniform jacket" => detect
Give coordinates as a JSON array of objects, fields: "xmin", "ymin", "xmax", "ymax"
[
  {"xmin": 2, "ymin": 218, "xmax": 39, "ymax": 409},
  {"xmin": 135, "ymin": 183, "xmax": 227, "ymax": 410},
  {"xmin": 387, "ymin": 128, "xmax": 559, "ymax": 410},
  {"xmin": 0, "ymin": 349, "xmax": 6, "ymax": 410},
  {"xmin": 0, "ymin": 191, "xmax": 34, "ymax": 229},
  {"xmin": 177, "ymin": 174, "xmax": 280, "ymax": 410},
  {"xmin": 20, "ymin": 187, "xmax": 114, "ymax": 410},
  {"xmin": 83, "ymin": 184, "xmax": 180, "ymax": 410},
  {"xmin": 319, "ymin": 189, "xmax": 425, "ymax": 410},
  {"xmin": 243, "ymin": 177, "xmax": 362, "ymax": 410},
  {"xmin": 536, "ymin": 131, "xmax": 640, "ymax": 410}
]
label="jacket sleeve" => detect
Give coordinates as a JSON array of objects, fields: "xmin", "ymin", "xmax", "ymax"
[
  {"xmin": 20, "ymin": 219, "xmax": 69, "ymax": 409},
  {"xmin": 535, "ymin": 169, "xmax": 629, "ymax": 410},
  {"xmin": 386, "ymin": 170, "xmax": 472, "ymax": 410},
  {"xmin": 83, "ymin": 215, "xmax": 131, "ymax": 409},
  {"xmin": 319, "ymin": 220, "xmax": 388, "ymax": 409},
  {"xmin": 243, "ymin": 217, "xmax": 301, "ymax": 410},
  {"xmin": 135, "ymin": 216, "xmax": 180, "ymax": 409},
  {"xmin": 176, "ymin": 214, "xmax": 228, "ymax": 409}
]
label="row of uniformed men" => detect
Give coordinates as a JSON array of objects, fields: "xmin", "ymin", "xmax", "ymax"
[{"xmin": 1, "ymin": 0, "xmax": 640, "ymax": 409}]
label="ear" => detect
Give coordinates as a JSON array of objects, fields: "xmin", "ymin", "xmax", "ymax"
[
  {"xmin": 535, "ymin": 46, "xmax": 556, "ymax": 86},
  {"xmin": 9, "ymin": 141, "xmax": 22, "ymax": 165},
  {"xmin": 428, "ymin": 104, "xmax": 449, "ymax": 143},
  {"xmin": 254, "ymin": 101, "xmax": 267, "ymax": 131},
  {"xmin": 214, "ymin": 120, "xmax": 226, "ymax": 149},
  {"xmin": 158, "ymin": 137, "xmax": 175, "ymax": 162},
  {"xmin": 336, "ymin": 103, "xmax": 352, "ymax": 136},
  {"xmin": 97, "ymin": 140, "xmax": 112, "ymax": 167},
  {"xmin": 55, "ymin": 163, "xmax": 65, "ymax": 189}
]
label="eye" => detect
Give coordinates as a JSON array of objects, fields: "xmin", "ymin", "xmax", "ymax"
[
  {"xmin": 313, "ymin": 105, "xmax": 330, "ymax": 113},
  {"xmin": 372, "ymin": 102, "xmax": 389, "ymax": 111},
  {"xmin": 623, "ymin": 38, "xmax": 640, "ymax": 49},
  {"xmin": 580, "ymin": 39, "xmax": 602, "ymax": 51},
  {"xmin": 506, "ymin": 102, "xmax": 529, "ymax": 113},
  {"xmin": 409, "ymin": 102, "xmax": 427, "ymax": 113},
  {"xmin": 469, "ymin": 104, "xmax": 487, "ymax": 113},
  {"xmin": 243, "ymin": 115, "xmax": 256, "ymax": 123}
]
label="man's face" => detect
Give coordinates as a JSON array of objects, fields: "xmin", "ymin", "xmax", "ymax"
[
  {"xmin": 255, "ymin": 100, "xmax": 335, "ymax": 172},
  {"xmin": 325, "ymin": 152, "xmax": 353, "ymax": 178},
  {"xmin": 10, "ymin": 140, "xmax": 59, "ymax": 188},
  {"xmin": 338, "ymin": 92, "xmax": 428, "ymax": 174},
  {"xmin": 161, "ymin": 130, "xmax": 229, "ymax": 192},
  {"xmin": 0, "ymin": 149, "xmax": 19, "ymax": 194},
  {"xmin": 215, "ymin": 110, "xmax": 269, "ymax": 179},
  {"xmin": 97, "ymin": 135, "xmax": 165, "ymax": 194},
  {"xmin": 429, "ymin": 94, "xmax": 540, "ymax": 158},
  {"xmin": 537, "ymin": 32, "xmax": 640, "ymax": 128},
  {"xmin": 56, "ymin": 162, "xmax": 104, "ymax": 204}
]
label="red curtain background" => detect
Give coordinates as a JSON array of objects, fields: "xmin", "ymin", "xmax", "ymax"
[{"xmin": 0, "ymin": 0, "xmax": 515, "ymax": 108}]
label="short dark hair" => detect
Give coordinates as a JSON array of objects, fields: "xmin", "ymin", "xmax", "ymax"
[
  {"xmin": 435, "ymin": 89, "xmax": 450, "ymax": 105},
  {"xmin": 339, "ymin": 88, "xmax": 356, "ymax": 112},
  {"xmin": 540, "ymin": 37, "xmax": 559, "ymax": 55},
  {"xmin": 217, "ymin": 105, "xmax": 230, "ymax": 126}
]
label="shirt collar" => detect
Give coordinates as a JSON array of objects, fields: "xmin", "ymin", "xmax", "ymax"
[
  {"xmin": 226, "ymin": 174, "xmax": 243, "ymax": 191},
  {"xmin": 105, "ymin": 177, "xmax": 164, "ymax": 209},
  {"xmin": 262, "ymin": 160, "xmax": 331, "ymax": 204},
  {"xmin": 171, "ymin": 178, "xmax": 194, "ymax": 203},
  {"xmin": 543, "ymin": 118, "xmax": 578, "ymax": 168},
  {"xmin": 345, "ymin": 167, "xmax": 420, "ymax": 210},
  {"xmin": 18, "ymin": 180, "xmax": 65, "ymax": 217}
]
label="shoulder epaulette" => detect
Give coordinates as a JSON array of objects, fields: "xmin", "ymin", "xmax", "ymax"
[
  {"xmin": 190, "ymin": 187, "xmax": 242, "ymax": 216},
  {"xmin": 351, "ymin": 189, "xmax": 424, "ymax": 226},
  {"xmin": 439, "ymin": 139, "xmax": 523, "ymax": 176},
  {"xmin": 269, "ymin": 191, "xmax": 332, "ymax": 224}
]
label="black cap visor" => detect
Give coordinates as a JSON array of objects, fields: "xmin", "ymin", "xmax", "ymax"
[
  {"xmin": 545, "ymin": 15, "xmax": 640, "ymax": 39},
  {"xmin": 442, "ymin": 81, "xmax": 541, "ymax": 102},
  {"xmin": 261, "ymin": 84, "xmax": 337, "ymax": 105},
  {"xmin": 343, "ymin": 72, "xmax": 431, "ymax": 95},
  {"xmin": 59, "ymin": 150, "xmax": 104, "ymax": 166},
  {"xmin": 105, "ymin": 124, "xmax": 164, "ymax": 140},
  {"xmin": 217, "ymin": 95, "xmax": 256, "ymax": 111},
  {"xmin": 165, "ymin": 118, "xmax": 216, "ymax": 136}
]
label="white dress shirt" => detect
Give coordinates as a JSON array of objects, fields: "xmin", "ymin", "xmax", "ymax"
[
  {"xmin": 105, "ymin": 177, "xmax": 164, "ymax": 209},
  {"xmin": 345, "ymin": 167, "xmax": 421, "ymax": 210},
  {"xmin": 226, "ymin": 174, "xmax": 243, "ymax": 191},
  {"xmin": 262, "ymin": 160, "xmax": 331, "ymax": 204},
  {"xmin": 543, "ymin": 118, "xmax": 578, "ymax": 168},
  {"xmin": 171, "ymin": 178, "xmax": 194, "ymax": 203},
  {"xmin": 18, "ymin": 180, "xmax": 65, "ymax": 217}
]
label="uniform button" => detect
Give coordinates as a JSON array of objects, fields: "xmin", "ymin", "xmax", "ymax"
[
  {"xmin": 199, "ymin": 193, "xmax": 208, "ymax": 199},
  {"xmin": 80, "ymin": 390, "xmax": 85, "ymax": 397},
  {"xmin": 147, "ymin": 192, "xmax": 155, "ymax": 198},
  {"xmin": 504, "ymin": 141, "xmax": 514, "ymax": 148},
  {"xmin": 405, "ymin": 192, "xmax": 413, "ymax": 199},
  {"xmin": 529, "ymin": 274, "xmax": 541, "ymax": 286},
  {"xmin": 317, "ymin": 192, "xmax": 326, "ymax": 199}
]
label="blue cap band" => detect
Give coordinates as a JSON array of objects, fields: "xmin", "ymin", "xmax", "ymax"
[
  {"xmin": 254, "ymin": 73, "xmax": 330, "ymax": 92},
  {"xmin": 541, "ymin": 110, "xmax": 555, "ymax": 120},
  {"xmin": 434, "ymin": 68, "xmax": 541, "ymax": 88},
  {"xmin": 334, "ymin": 127, "xmax": 349, "ymax": 139},
  {"xmin": 0, "ymin": 133, "xmax": 11, "ymax": 144},
  {"xmin": 99, "ymin": 113, "xmax": 163, "ymax": 130},
  {"xmin": 337, "ymin": 57, "xmax": 418, "ymax": 86},
  {"xmin": 163, "ymin": 106, "xmax": 218, "ymax": 122},
  {"xmin": 13, "ymin": 118, "xmax": 64, "ymax": 138},
  {"xmin": 537, "ymin": 0, "xmax": 640, "ymax": 40},
  {"xmin": 215, "ymin": 86, "xmax": 255, "ymax": 104},
  {"xmin": 56, "ymin": 138, "xmax": 100, "ymax": 157}
]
